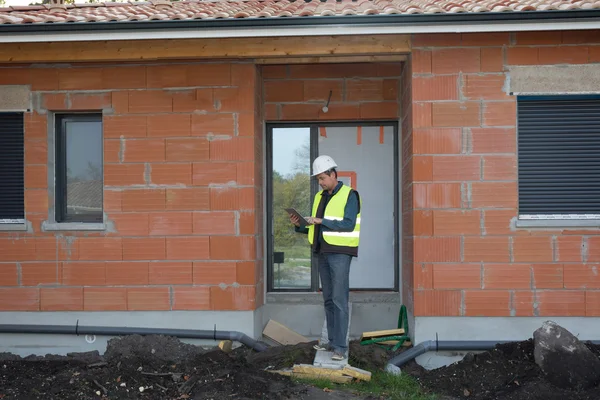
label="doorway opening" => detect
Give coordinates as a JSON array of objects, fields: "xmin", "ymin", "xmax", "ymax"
[{"xmin": 266, "ymin": 122, "xmax": 400, "ymax": 292}]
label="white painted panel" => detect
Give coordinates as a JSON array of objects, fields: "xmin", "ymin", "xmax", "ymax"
[{"xmin": 318, "ymin": 125, "xmax": 396, "ymax": 289}]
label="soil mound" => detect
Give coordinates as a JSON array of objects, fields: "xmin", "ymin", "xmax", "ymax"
[
  {"xmin": 0, "ymin": 335, "xmax": 363, "ymax": 400},
  {"xmin": 406, "ymin": 339, "xmax": 600, "ymax": 400}
]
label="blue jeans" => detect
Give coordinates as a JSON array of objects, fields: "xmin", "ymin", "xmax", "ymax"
[{"xmin": 318, "ymin": 252, "xmax": 352, "ymax": 354}]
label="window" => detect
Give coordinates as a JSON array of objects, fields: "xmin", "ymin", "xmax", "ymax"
[
  {"xmin": 55, "ymin": 114, "xmax": 103, "ymax": 223},
  {"xmin": 517, "ymin": 96, "xmax": 600, "ymax": 220},
  {"xmin": 266, "ymin": 122, "xmax": 399, "ymax": 292},
  {"xmin": 0, "ymin": 112, "xmax": 24, "ymax": 224}
]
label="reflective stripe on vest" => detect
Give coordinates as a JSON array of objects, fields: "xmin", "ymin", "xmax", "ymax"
[{"xmin": 307, "ymin": 184, "xmax": 361, "ymax": 248}]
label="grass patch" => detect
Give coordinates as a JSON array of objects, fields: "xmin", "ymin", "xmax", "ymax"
[
  {"xmin": 294, "ymin": 370, "xmax": 437, "ymax": 400},
  {"xmin": 350, "ymin": 371, "xmax": 437, "ymax": 400}
]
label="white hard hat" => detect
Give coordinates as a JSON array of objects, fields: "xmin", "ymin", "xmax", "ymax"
[{"xmin": 312, "ymin": 155, "xmax": 338, "ymax": 176}]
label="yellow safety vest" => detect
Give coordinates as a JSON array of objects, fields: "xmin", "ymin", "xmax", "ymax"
[{"xmin": 307, "ymin": 184, "xmax": 361, "ymax": 248}]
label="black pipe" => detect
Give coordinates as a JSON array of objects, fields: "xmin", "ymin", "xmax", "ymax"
[
  {"xmin": 0, "ymin": 324, "xmax": 269, "ymax": 352},
  {"xmin": 0, "ymin": 9, "xmax": 598, "ymax": 34},
  {"xmin": 386, "ymin": 338, "xmax": 600, "ymax": 371}
]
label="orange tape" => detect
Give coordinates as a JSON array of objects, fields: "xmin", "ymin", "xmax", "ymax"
[
  {"xmin": 357, "ymin": 126, "xmax": 362, "ymax": 145},
  {"xmin": 319, "ymin": 127, "xmax": 327, "ymax": 137},
  {"xmin": 379, "ymin": 126, "xmax": 385, "ymax": 144}
]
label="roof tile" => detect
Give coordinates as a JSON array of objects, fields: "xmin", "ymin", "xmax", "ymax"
[{"xmin": 0, "ymin": 0, "xmax": 596, "ymax": 25}]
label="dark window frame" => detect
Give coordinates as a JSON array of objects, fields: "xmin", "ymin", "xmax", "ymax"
[
  {"xmin": 517, "ymin": 95, "xmax": 600, "ymax": 219},
  {"xmin": 265, "ymin": 121, "xmax": 400, "ymax": 293},
  {"xmin": 0, "ymin": 112, "xmax": 25, "ymax": 223},
  {"xmin": 54, "ymin": 113, "xmax": 104, "ymax": 224}
]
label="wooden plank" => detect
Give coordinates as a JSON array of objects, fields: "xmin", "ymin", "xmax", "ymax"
[
  {"xmin": 256, "ymin": 54, "xmax": 408, "ymax": 64},
  {"xmin": 262, "ymin": 319, "xmax": 309, "ymax": 346},
  {"xmin": 360, "ymin": 328, "xmax": 405, "ymax": 340},
  {"xmin": 0, "ymin": 35, "xmax": 411, "ymax": 63},
  {"xmin": 293, "ymin": 372, "xmax": 353, "ymax": 384},
  {"xmin": 269, "ymin": 368, "xmax": 353, "ymax": 384},
  {"xmin": 293, "ymin": 364, "xmax": 345, "ymax": 377},
  {"xmin": 268, "ymin": 369, "xmax": 293, "ymax": 377},
  {"xmin": 342, "ymin": 365, "xmax": 372, "ymax": 382},
  {"xmin": 376, "ymin": 340, "xmax": 412, "ymax": 346}
]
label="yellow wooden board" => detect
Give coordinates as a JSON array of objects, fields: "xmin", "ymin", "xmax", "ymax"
[
  {"xmin": 376, "ymin": 340, "xmax": 412, "ymax": 346},
  {"xmin": 292, "ymin": 372, "xmax": 353, "ymax": 384},
  {"xmin": 293, "ymin": 364, "xmax": 345, "ymax": 377},
  {"xmin": 360, "ymin": 328, "xmax": 405, "ymax": 341},
  {"xmin": 269, "ymin": 368, "xmax": 352, "ymax": 384},
  {"xmin": 342, "ymin": 365, "xmax": 371, "ymax": 382}
]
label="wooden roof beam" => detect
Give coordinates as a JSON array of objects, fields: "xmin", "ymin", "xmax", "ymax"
[{"xmin": 0, "ymin": 34, "xmax": 411, "ymax": 64}]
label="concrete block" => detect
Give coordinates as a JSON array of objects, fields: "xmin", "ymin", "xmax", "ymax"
[
  {"xmin": 0, "ymin": 85, "xmax": 30, "ymax": 111},
  {"xmin": 509, "ymin": 65, "xmax": 600, "ymax": 94}
]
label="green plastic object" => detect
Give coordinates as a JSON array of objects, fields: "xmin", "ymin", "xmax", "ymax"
[{"xmin": 360, "ymin": 304, "xmax": 410, "ymax": 351}]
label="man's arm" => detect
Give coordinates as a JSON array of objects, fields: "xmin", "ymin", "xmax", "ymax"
[
  {"xmin": 320, "ymin": 191, "xmax": 359, "ymax": 232},
  {"xmin": 290, "ymin": 214, "xmax": 309, "ymax": 234},
  {"xmin": 295, "ymin": 225, "xmax": 309, "ymax": 234}
]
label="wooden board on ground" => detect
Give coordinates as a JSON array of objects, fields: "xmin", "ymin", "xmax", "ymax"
[
  {"xmin": 262, "ymin": 319, "xmax": 309, "ymax": 346},
  {"xmin": 270, "ymin": 364, "xmax": 370, "ymax": 384},
  {"xmin": 360, "ymin": 328, "xmax": 405, "ymax": 341},
  {"xmin": 342, "ymin": 365, "xmax": 372, "ymax": 382},
  {"xmin": 293, "ymin": 364, "xmax": 345, "ymax": 377},
  {"xmin": 376, "ymin": 340, "xmax": 412, "ymax": 346},
  {"xmin": 269, "ymin": 368, "xmax": 352, "ymax": 384}
]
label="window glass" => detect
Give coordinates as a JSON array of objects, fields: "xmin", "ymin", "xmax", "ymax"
[
  {"xmin": 271, "ymin": 127, "xmax": 312, "ymax": 289},
  {"xmin": 56, "ymin": 115, "xmax": 103, "ymax": 223}
]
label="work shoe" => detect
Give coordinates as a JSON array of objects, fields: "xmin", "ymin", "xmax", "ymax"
[
  {"xmin": 313, "ymin": 342, "xmax": 332, "ymax": 351},
  {"xmin": 331, "ymin": 351, "xmax": 346, "ymax": 361}
]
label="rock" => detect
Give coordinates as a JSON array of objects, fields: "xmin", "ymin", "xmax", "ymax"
[
  {"xmin": 533, "ymin": 320, "xmax": 600, "ymax": 390},
  {"xmin": 385, "ymin": 363, "xmax": 401, "ymax": 375}
]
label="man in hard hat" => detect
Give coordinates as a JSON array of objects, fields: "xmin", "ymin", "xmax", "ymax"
[{"xmin": 289, "ymin": 155, "xmax": 361, "ymax": 361}]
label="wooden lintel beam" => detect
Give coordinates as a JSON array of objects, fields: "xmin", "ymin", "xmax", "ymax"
[
  {"xmin": 0, "ymin": 34, "xmax": 411, "ymax": 64},
  {"xmin": 255, "ymin": 54, "xmax": 408, "ymax": 64}
]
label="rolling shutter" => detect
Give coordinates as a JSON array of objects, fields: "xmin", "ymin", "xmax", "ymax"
[
  {"xmin": 517, "ymin": 97, "xmax": 600, "ymax": 217},
  {"xmin": 0, "ymin": 112, "xmax": 25, "ymax": 222}
]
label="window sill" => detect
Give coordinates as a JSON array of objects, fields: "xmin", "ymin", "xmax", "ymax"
[
  {"xmin": 42, "ymin": 222, "xmax": 107, "ymax": 231},
  {"xmin": 0, "ymin": 223, "xmax": 27, "ymax": 232},
  {"xmin": 516, "ymin": 219, "xmax": 600, "ymax": 229}
]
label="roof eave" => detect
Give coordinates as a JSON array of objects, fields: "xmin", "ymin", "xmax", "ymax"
[{"xmin": 0, "ymin": 9, "xmax": 599, "ymax": 43}]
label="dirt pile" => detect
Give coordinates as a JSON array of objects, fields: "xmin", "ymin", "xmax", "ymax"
[
  {"xmin": 8, "ymin": 330, "xmax": 600, "ymax": 400},
  {"xmin": 0, "ymin": 336, "xmax": 366, "ymax": 400},
  {"xmin": 406, "ymin": 339, "xmax": 600, "ymax": 400}
]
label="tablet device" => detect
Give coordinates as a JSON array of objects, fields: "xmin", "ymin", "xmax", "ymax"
[{"xmin": 285, "ymin": 208, "xmax": 310, "ymax": 227}]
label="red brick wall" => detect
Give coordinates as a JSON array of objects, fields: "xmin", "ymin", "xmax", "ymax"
[
  {"xmin": 0, "ymin": 62, "xmax": 264, "ymax": 312},
  {"xmin": 262, "ymin": 63, "xmax": 402, "ymax": 121},
  {"xmin": 409, "ymin": 31, "xmax": 600, "ymax": 318},
  {"xmin": 401, "ymin": 56, "xmax": 414, "ymax": 311},
  {"xmin": 262, "ymin": 62, "xmax": 403, "ymax": 295}
]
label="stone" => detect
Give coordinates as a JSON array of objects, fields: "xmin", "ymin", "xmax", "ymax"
[
  {"xmin": 533, "ymin": 320, "xmax": 600, "ymax": 390},
  {"xmin": 385, "ymin": 363, "xmax": 401, "ymax": 376}
]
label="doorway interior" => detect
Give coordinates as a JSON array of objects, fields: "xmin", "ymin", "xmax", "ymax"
[{"xmin": 266, "ymin": 122, "xmax": 400, "ymax": 293}]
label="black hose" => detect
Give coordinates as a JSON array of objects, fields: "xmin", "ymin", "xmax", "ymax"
[{"xmin": 0, "ymin": 324, "xmax": 269, "ymax": 352}]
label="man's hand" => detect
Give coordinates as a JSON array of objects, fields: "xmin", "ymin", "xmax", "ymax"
[
  {"xmin": 290, "ymin": 215, "xmax": 300, "ymax": 227},
  {"xmin": 307, "ymin": 217, "xmax": 322, "ymax": 225}
]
